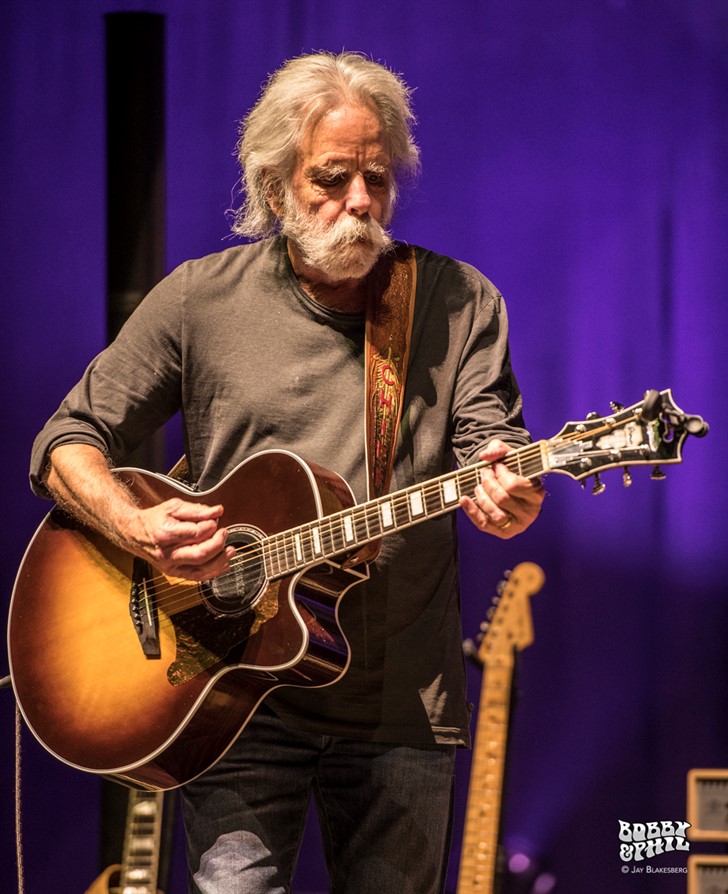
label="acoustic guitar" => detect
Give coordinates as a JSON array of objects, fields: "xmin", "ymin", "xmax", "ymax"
[
  {"xmin": 84, "ymin": 790, "xmax": 165, "ymax": 894},
  {"xmin": 457, "ymin": 562, "xmax": 544, "ymax": 893},
  {"xmin": 7, "ymin": 389, "xmax": 706, "ymax": 789}
]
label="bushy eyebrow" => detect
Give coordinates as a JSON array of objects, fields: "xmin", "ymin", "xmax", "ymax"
[
  {"xmin": 364, "ymin": 162, "xmax": 389, "ymax": 176},
  {"xmin": 306, "ymin": 162, "xmax": 348, "ymax": 179},
  {"xmin": 306, "ymin": 160, "xmax": 390, "ymax": 178}
]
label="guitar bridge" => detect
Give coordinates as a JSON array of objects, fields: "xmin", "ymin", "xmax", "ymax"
[{"xmin": 129, "ymin": 558, "xmax": 161, "ymax": 659}]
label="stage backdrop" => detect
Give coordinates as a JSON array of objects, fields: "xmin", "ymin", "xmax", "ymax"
[{"xmin": 2, "ymin": 2, "xmax": 727, "ymax": 892}]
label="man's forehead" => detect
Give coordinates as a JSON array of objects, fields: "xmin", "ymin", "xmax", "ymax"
[{"xmin": 298, "ymin": 104, "xmax": 389, "ymax": 159}]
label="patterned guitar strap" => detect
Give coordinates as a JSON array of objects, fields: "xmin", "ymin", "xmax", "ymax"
[
  {"xmin": 345, "ymin": 243, "xmax": 417, "ymax": 567},
  {"xmin": 169, "ymin": 245, "xmax": 417, "ymax": 569}
]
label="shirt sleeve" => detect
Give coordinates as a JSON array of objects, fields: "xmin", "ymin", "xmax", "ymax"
[
  {"xmin": 29, "ymin": 266, "xmax": 186, "ymax": 497},
  {"xmin": 449, "ymin": 269, "xmax": 530, "ymax": 467}
]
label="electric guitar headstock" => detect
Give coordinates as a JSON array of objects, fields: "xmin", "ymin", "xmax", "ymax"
[
  {"xmin": 464, "ymin": 562, "xmax": 546, "ymax": 670},
  {"xmin": 541, "ymin": 388, "xmax": 709, "ymax": 494}
]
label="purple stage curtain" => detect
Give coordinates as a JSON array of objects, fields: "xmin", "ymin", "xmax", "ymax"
[{"xmin": 2, "ymin": 2, "xmax": 726, "ymax": 892}]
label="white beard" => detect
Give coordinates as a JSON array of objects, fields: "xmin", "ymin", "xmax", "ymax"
[{"xmin": 280, "ymin": 194, "xmax": 394, "ymax": 282}]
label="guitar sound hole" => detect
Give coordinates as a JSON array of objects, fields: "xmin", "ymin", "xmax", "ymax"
[{"xmin": 202, "ymin": 525, "xmax": 267, "ymax": 615}]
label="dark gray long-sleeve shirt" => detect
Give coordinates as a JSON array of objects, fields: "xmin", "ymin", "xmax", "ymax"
[{"xmin": 31, "ymin": 236, "xmax": 529, "ymax": 745}]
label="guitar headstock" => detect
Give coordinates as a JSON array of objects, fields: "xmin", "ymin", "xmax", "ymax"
[
  {"xmin": 466, "ymin": 562, "xmax": 545, "ymax": 668},
  {"xmin": 545, "ymin": 389, "xmax": 708, "ymax": 489}
]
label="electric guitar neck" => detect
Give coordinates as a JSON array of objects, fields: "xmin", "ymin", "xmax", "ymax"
[
  {"xmin": 457, "ymin": 562, "xmax": 545, "ymax": 894},
  {"xmin": 84, "ymin": 790, "xmax": 165, "ymax": 894}
]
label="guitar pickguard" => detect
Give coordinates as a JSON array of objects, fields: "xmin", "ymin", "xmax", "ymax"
[{"xmin": 167, "ymin": 580, "xmax": 282, "ymax": 685}]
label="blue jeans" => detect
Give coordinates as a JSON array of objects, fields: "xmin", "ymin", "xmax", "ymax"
[{"xmin": 181, "ymin": 705, "xmax": 456, "ymax": 894}]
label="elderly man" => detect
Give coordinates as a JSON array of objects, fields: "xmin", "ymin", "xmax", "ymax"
[{"xmin": 32, "ymin": 52, "xmax": 544, "ymax": 894}]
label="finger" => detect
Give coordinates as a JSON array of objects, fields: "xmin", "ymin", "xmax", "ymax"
[
  {"xmin": 159, "ymin": 525, "xmax": 229, "ymax": 562},
  {"xmin": 460, "ymin": 496, "xmax": 518, "ymax": 538},
  {"xmin": 482, "ymin": 461, "xmax": 544, "ymax": 513},
  {"xmin": 155, "ymin": 516, "xmax": 222, "ymax": 548},
  {"xmin": 149, "ymin": 500, "xmax": 225, "ymax": 548},
  {"xmin": 460, "ymin": 495, "xmax": 487, "ymax": 528},
  {"xmin": 165, "ymin": 499, "xmax": 225, "ymax": 522},
  {"xmin": 478, "ymin": 441, "xmax": 545, "ymax": 495},
  {"xmin": 477, "ymin": 438, "xmax": 512, "ymax": 463},
  {"xmin": 473, "ymin": 474, "xmax": 512, "ymax": 527},
  {"xmin": 166, "ymin": 547, "xmax": 235, "ymax": 582}
]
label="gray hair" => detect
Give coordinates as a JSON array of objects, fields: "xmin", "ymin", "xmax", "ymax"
[{"xmin": 232, "ymin": 51, "xmax": 420, "ymax": 238}]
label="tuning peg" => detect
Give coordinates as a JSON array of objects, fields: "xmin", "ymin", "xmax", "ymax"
[
  {"xmin": 640, "ymin": 390, "xmax": 662, "ymax": 421},
  {"xmin": 610, "ymin": 401, "xmax": 625, "ymax": 412},
  {"xmin": 622, "ymin": 468, "xmax": 632, "ymax": 487},
  {"xmin": 591, "ymin": 474, "xmax": 606, "ymax": 495},
  {"xmin": 651, "ymin": 466, "xmax": 666, "ymax": 481},
  {"xmin": 462, "ymin": 638, "xmax": 482, "ymax": 667},
  {"xmin": 586, "ymin": 411, "xmax": 602, "ymax": 420}
]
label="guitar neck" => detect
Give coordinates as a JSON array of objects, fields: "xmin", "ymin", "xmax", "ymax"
[
  {"xmin": 262, "ymin": 442, "xmax": 548, "ymax": 579},
  {"xmin": 117, "ymin": 791, "xmax": 164, "ymax": 894},
  {"xmin": 457, "ymin": 655, "xmax": 516, "ymax": 894},
  {"xmin": 246, "ymin": 392, "xmax": 700, "ymax": 581}
]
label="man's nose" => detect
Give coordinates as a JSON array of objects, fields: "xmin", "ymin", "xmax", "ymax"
[{"xmin": 345, "ymin": 173, "xmax": 372, "ymax": 216}]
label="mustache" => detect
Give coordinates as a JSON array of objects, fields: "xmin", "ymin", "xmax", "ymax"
[
  {"xmin": 315, "ymin": 214, "xmax": 390, "ymax": 253},
  {"xmin": 285, "ymin": 200, "xmax": 389, "ymax": 243},
  {"xmin": 280, "ymin": 195, "xmax": 394, "ymax": 280}
]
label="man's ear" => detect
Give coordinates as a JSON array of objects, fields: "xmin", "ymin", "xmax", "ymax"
[{"xmin": 265, "ymin": 176, "xmax": 284, "ymax": 218}]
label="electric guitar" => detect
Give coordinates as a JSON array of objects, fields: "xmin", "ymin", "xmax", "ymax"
[
  {"xmin": 84, "ymin": 790, "xmax": 165, "ymax": 894},
  {"xmin": 8, "ymin": 389, "xmax": 707, "ymax": 790},
  {"xmin": 457, "ymin": 562, "xmax": 544, "ymax": 894}
]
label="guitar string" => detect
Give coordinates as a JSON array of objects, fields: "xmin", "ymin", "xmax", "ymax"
[
  {"xmin": 127, "ymin": 416, "xmax": 644, "ymax": 619},
  {"xmin": 130, "ymin": 440, "xmax": 550, "ymax": 617},
  {"xmin": 129, "ymin": 414, "xmax": 644, "ymax": 620},
  {"xmin": 205, "ymin": 416, "xmax": 635, "ymax": 586}
]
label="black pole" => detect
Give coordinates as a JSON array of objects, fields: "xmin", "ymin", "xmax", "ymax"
[
  {"xmin": 101, "ymin": 13, "xmax": 174, "ymax": 890},
  {"xmin": 105, "ymin": 12, "xmax": 165, "ymax": 344}
]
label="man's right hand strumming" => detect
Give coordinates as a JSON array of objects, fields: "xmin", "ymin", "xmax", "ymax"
[{"xmin": 46, "ymin": 443, "xmax": 234, "ymax": 582}]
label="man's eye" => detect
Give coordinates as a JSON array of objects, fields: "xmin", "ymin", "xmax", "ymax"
[
  {"xmin": 313, "ymin": 173, "xmax": 346, "ymax": 188},
  {"xmin": 364, "ymin": 172, "xmax": 388, "ymax": 188}
]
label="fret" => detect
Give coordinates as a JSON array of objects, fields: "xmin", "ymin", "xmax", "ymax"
[
  {"xmin": 319, "ymin": 515, "xmax": 338, "ymax": 557},
  {"xmin": 392, "ymin": 493, "xmax": 411, "ymax": 527},
  {"xmin": 275, "ymin": 534, "xmax": 288, "ymax": 575},
  {"xmin": 379, "ymin": 498, "xmax": 395, "ymax": 529},
  {"xmin": 262, "ymin": 540, "xmax": 275, "ymax": 578},
  {"xmin": 333, "ymin": 519, "xmax": 346, "ymax": 554},
  {"xmin": 293, "ymin": 532, "xmax": 304, "ymax": 563},
  {"xmin": 297, "ymin": 529, "xmax": 309, "ymax": 564},
  {"xmin": 366, "ymin": 504, "xmax": 379, "ymax": 539},
  {"xmin": 342, "ymin": 512, "xmax": 356, "ymax": 545},
  {"xmin": 284, "ymin": 532, "xmax": 298, "ymax": 572},
  {"xmin": 459, "ymin": 466, "xmax": 480, "ymax": 499},
  {"xmin": 129, "ymin": 836, "xmax": 155, "ymax": 853},
  {"xmin": 352, "ymin": 506, "xmax": 369, "ymax": 544},
  {"xmin": 441, "ymin": 476, "xmax": 459, "ymax": 505},
  {"xmin": 265, "ymin": 535, "xmax": 278, "ymax": 576},
  {"xmin": 407, "ymin": 488, "xmax": 425, "ymax": 517},
  {"xmin": 265, "ymin": 536, "xmax": 282, "ymax": 578},
  {"xmin": 301, "ymin": 527, "xmax": 316, "ymax": 563},
  {"xmin": 311, "ymin": 525, "xmax": 322, "ymax": 556},
  {"xmin": 125, "ymin": 866, "xmax": 152, "ymax": 890},
  {"xmin": 424, "ymin": 482, "xmax": 443, "ymax": 516}
]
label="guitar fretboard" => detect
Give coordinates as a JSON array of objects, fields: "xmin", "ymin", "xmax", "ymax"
[
  {"xmin": 261, "ymin": 443, "xmax": 548, "ymax": 579},
  {"xmin": 117, "ymin": 793, "xmax": 163, "ymax": 894},
  {"xmin": 458, "ymin": 663, "xmax": 514, "ymax": 893}
]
